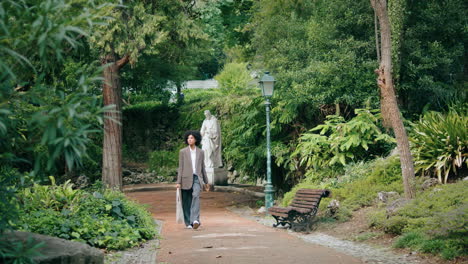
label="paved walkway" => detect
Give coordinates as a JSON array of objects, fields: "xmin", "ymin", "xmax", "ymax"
[{"xmin": 126, "ymin": 186, "xmax": 364, "ymax": 264}]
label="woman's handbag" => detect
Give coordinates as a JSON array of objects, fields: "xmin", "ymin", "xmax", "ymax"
[{"xmin": 176, "ymin": 188, "xmax": 184, "ymax": 224}]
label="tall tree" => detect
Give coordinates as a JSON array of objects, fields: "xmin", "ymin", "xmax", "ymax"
[
  {"xmin": 90, "ymin": 0, "xmax": 204, "ymax": 190},
  {"xmin": 91, "ymin": 2, "xmax": 162, "ymax": 190},
  {"xmin": 398, "ymin": 0, "xmax": 466, "ymax": 113},
  {"xmin": 371, "ymin": 0, "xmax": 416, "ymax": 199}
]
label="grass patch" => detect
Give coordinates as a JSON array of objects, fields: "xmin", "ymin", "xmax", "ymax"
[
  {"xmin": 393, "ymin": 231, "xmax": 467, "ymax": 260},
  {"xmin": 394, "ymin": 231, "xmax": 426, "ymax": 249},
  {"xmin": 375, "ymin": 181, "xmax": 468, "ymax": 260},
  {"xmin": 353, "ymin": 232, "xmax": 383, "ymax": 242}
]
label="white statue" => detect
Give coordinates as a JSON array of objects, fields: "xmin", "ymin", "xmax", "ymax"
[{"xmin": 200, "ymin": 110, "xmax": 222, "ymax": 168}]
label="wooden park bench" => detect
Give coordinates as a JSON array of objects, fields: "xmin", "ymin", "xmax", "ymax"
[{"xmin": 268, "ymin": 189, "xmax": 331, "ymax": 232}]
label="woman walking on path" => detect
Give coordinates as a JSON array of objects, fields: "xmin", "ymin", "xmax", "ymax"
[{"xmin": 176, "ymin": 130, "xmax": 210, "ymax": 229}]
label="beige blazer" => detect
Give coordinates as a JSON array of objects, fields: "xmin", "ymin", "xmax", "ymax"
[{"xmin": 177, "ymin": 146, "xmax": 208, "ymax": 190}]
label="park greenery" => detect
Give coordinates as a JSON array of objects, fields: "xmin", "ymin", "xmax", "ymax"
[
  {"xmin": 17, "ymin": 177, "xmax": 156, "ymax": 250},
  {"xmin": 0, "ymin": 0, "xmax": 466, "ymax": 262}
]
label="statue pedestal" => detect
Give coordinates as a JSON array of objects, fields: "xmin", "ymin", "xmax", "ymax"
[{"xmin": 206, "ymin": 167, "xmax": 228, "ymax": 189}]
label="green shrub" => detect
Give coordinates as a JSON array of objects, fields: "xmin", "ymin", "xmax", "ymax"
[
  {"xmin": 0, "ymin": 167, "xmax": 21, "ymax": 234},
  {"xmin": 147, "ymin": 149, "xmax": 179, "ymax": 182},
  {"xmin": 384, "ymin": 216, "xmax": 408, "ymax": 235},
  {"xmin": 367, "ymin": 156, "xmax": 402, "ymax": 185},
  {"xmin": 256, "ymin": 199, "xmax": 265, "ymax": 207},
  {"xmin": 367, "ymin": 209, "xmax": 387, "ymax": 229},
  {"xmin": 370, "ymin": 181, "xmax": 468, "ymax": 236},
  {"xmin": 214, "ymin": 62, "xmax": 254, "ymax": 94},
  {"xmin": 333, "ymin": 205, "xmax": 353, "ymax": 221},
  {"xmin": 74, "ymin": 134, "xmax": 103, "ymax": 180},
  {"xmin": 440, "ymin": 238, "xmax": 467, "ymax": 260},
  {"xmin": 333, "ymin": 177, "xmax": 403, "ymax": 211},
  {"xmin": 425, "ymin": 204, "xmax": 468, "ymax": 238},
  {"xmin": 393, "ymin": 232, "xmax": 467, "ymax": 260},
  {"xmin": 337, "ymin": 161, "xmax": 375, "ymax": 187},
  {"xmin": 420, "ymin": 239, "xmax": 445, "ymax": 254},
  {"xmin": 0, "ymin": 236, "xmax": 44, "ymax": 264},
  {"xmin": 410, "ymin": 105, "xmax": 468, "ymax": 183},
  {"xmin": 367, "ymin": 181, "xmax": 468, "ymax": 260},
  {"xmin": 441, "ymin": 247, "xmax": 458, "ymax": 260},
  {"xmin": 123, "ymin": 102, "xmax": 179, "ymax": 161},
  {"xmin": 282, "ymin": 156, "xmax": 403, "ymax": 213},
  {"xmin": 15, "ymin": 178, "xmax": 157, "ymax": 250},
  {"xmin": 395, "ymin": 181, "xmax": 468, "ymax": 235},
  {"xmin": 292, "ymin": 108, "xmax": 395, "ymax": 170},
  {"xmin": 394, "ymin": 231, "xmax": 426, "ymax": 249}
]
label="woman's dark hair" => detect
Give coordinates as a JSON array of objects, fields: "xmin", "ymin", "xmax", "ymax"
[{"xmin": 183, "ymin": 130, "xmax": 202, "ymax": 146}]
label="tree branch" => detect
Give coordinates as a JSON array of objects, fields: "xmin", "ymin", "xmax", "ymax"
[{"xmin": 116, "ymin": 54, "xmax": 130, "ymax": 69}]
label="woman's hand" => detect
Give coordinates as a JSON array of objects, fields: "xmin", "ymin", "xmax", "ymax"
[
  {"xmin": 204, "ymin": 184, "xmax": 211, "ymax": 192},
  {"xmin": 176, "ymin": 184, "xmax": 181, "ymax": 189}
]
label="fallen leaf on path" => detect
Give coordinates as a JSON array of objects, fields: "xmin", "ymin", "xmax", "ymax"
[
  {"xmin": 203, "ymin": 246, "xmax": 213, "ymax": 248},
  {"xmin": 216, "ymin": 255, "xmax": 222, "ymax": 258}
]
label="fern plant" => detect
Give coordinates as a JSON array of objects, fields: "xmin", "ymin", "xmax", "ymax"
[{"xmin": 292, "ymin": 108, "xmax": 395, "ymax": 171}]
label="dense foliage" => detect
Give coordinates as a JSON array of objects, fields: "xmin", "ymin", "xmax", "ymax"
[
  {"xmin": 148, "ymin": 150, "xmax": 179, "ymax": 181},
  {"xmin": 0, "ymin": 0, "xmax": 465, "ymax": 261},
  {"xmin": 0, "ymin": 0, "xmax": 107, "ymax": 178},
  {"xmin": 291, "ymin": 109, "xmax": 395, "ymax": 172},
  {"xmin": 123, "ymin": 102, "xmax": 179, "ymax": 161},
  {"xmin": 410, "ymin": 106, "xmax": 468, "ymax": 183},
  {"xmin": 0, "ymin": 1, "xmax": 111, "ymax": 241},
  {"xmin": 395, "ymin": 0, "xmax": 467, "ymax": 114},
  {"xmin": 16, "ymin": 178, "xmax": 156, "ymax": 250},
  {"xmin": 215, "ymin": 62, "xmax": 255, "ymax": 94}
]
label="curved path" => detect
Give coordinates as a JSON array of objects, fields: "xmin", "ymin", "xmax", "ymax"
[{"xmin": 126, "ymin": 187, "xmax": 363, "ymax": 264}]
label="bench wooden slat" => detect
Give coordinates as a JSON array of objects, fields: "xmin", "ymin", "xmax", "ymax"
[
  {"xmin": 295, "ymin": 194, "xmax": 323, "ymax": 199},
  {"xmin": 296, "ymin": 191, "xmax": 323, "ymax": 195},
  {"xmin": 290, "ymin": 203, "xmax": 312, "ymax": 209},
  {"xmin": 269, "ymin": 206, "xmax": 291, "ymax": 214},
  {"xmin": 270, "ymin": 211, "xmax": 288, "ymax": 218},
  {"xmin": 292, "ymin": 198, "xmax": 320, "ymax": 204},
  {"xmin": 297, "ymin": 189, "xmax": 332, "ymax": 197},
  {"xmin": 291, "ymin": 201, "xmax": 318, "ymax": 208},
  {"xmin": 293, "ymin": 197, "xmax": 321, "ymax": 202},
  {"xmin": 291, "ymin": 207, "xmax": 311, "ymax": 214},
  {"xmin": 293, "ymin": 197, "xmax": 320, "ymax": 202},
  {"xmin": 297, "ymin": 189, "xmax": 325, "ymax": 194}
]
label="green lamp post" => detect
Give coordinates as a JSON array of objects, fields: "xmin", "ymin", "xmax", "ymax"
[{"xmin": 259, "ymin": 71, "xmax": 275, "ymax": 210}]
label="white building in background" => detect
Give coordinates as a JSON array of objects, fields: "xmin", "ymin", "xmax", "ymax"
[
  {"xmin": 185, "ymin": 79, "xmax": 219, "ymax": 89},
  {"xmin": 166, "ymin": 79, "xmax": 220, "ymax": 103}
]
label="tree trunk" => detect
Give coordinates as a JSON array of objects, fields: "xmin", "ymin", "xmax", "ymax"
[
  {"xmin": 102, "ymin": 52, "xmax": 129, "ymax": 191},
  {"xmin": 176, "ymin": 82, "xmax": 182, "ymax": 104},
  {"xmin": 371, "ymin": 0, "xmax": 416, "ymax": 199}
]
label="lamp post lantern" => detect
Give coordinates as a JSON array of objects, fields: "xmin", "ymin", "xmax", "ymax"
[{"xmin": 259, "ymin": 71, "xmax": 275, "ymax": 210}]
